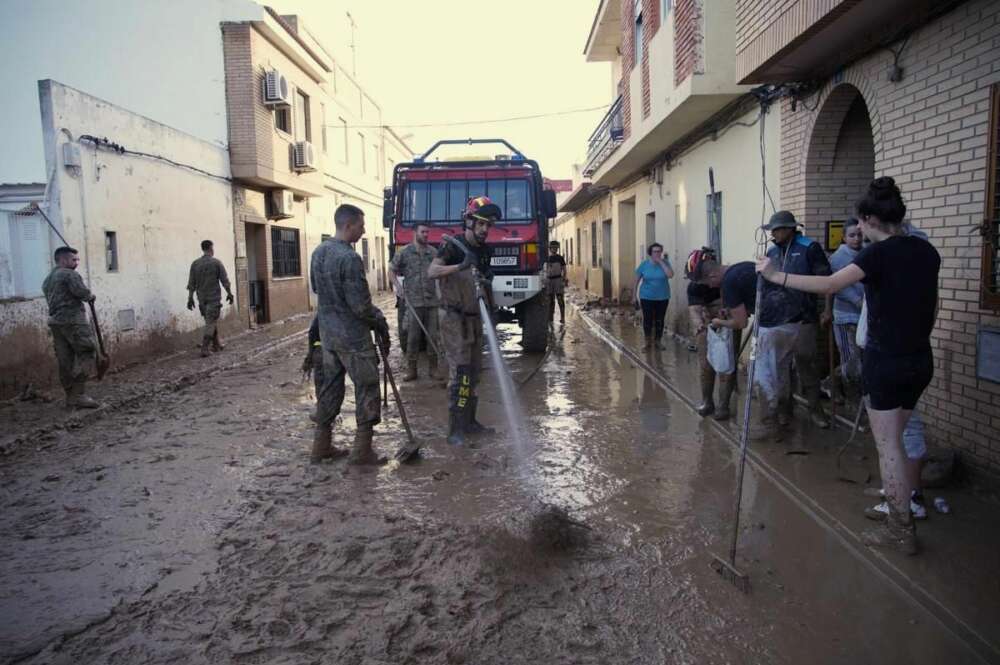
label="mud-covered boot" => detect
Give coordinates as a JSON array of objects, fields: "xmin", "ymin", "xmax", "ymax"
[
  {"xmin": 310, "ymin": 425, "xmax": 347, "ymax": 464},
  {"xmin": 446, "ymin": 411, "xmax": 466, "ymax": 446},
  {"xmin": 212, "ymin": 331, "xmax": 225, "ymax": 353},
  {"xmin": 714, "ymin": 373, "xmax": 736, "ymax": 421},
  {"xmin": 66, "ymin": 383, "xmax": 99, "ymax": 409},
  {"xmin": 347, "ymin": 427, "xmax": 386, "ymax": 466},
  {"xmin": 655, "ymin": 336, "xmax": 668, "ymax": 350},
  {"xmin": 749, "ymin": 398, "xmax": 780, "ymax": 441},
  {"xmin": 402, "ymin": 356, "xmax": 418, "ymax": 382},
  {"xmin": 696, "ymin": 366, "xmax": 716, "ymax": 417},
  {"xmin": 804, "ymin": 381, "xmax": 830, "ymax": 429},
  {"xmin": 428, "ymin": 356, "xmax": 443, "ymax": 382},
  {"xmin": 861, "ymin": 505, "xmax": 918, "ymax": 555},
  {"xmin": 466, "ymin": 397, "xmax": 496, "ymax": 436},
  {"xmin": 200, "ymin": 337, "xmax": 212, "ymax": 358}
]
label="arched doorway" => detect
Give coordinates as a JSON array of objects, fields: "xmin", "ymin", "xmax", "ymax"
[{"xmin": 803, "ymin": 84, "xmax": 875, "ymax": 242}]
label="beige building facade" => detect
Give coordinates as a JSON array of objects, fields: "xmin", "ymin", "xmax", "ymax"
[
  {"xmin": 222, "ymin": 10, "xmax": 410, "ymax": 324},
  {"xmin": 555, "ymin": 0, "xmax": 779, "ymax": 333},
  {"xmin": 737, "ymin": 0, "xmax": 1000, "ymax": 478}
]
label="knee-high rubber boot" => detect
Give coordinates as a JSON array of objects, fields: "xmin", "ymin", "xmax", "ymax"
[
  {"xmin": 447, "ymin": 411, "xmax": 466, "ymax": 446},
  {"xmin": 466, "ymin": 397, "xmax": 495, "ymax": 435},
  {"xmin": 714, "ymin": 372, "xmax": 736, "ymax": 421},
  {"xmin": 348, "ymin": 426, "xmax": 385, "ymax": 466},
  {"xmin": 696, "ymin": 365, "xmax": 716, "ymax": 417},
  {"xmin": 749, "ymin": 392, "xmax": 780, "ymax": 442},
  {"xmin": 200, "ymin": 336, "xmax": 212, "ymax": 358}
]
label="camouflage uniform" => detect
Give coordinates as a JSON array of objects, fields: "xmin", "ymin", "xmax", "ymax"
[
  {"xmin": 390, "ymin": 242, "xmax": 440, "ymax": 379},
  {"xmin": 436, "ymin": 236, "xmax": 493, "ymax": 428},
  {"xmin": 310, "ymin": 238, "xmax": 384, "ymax": 463},
  {"xmin": 545, "ymin": 252, "xmax": 566, "ymax": 322},
  {"xmin": 187, "ymin": 255, "xmax": 231, "ymax": 351},
  {"xmin": 42, "ymin": 267, "xmax": 97, "ymax": 404}
]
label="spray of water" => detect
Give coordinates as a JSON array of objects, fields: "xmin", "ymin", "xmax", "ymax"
[{"xmin": 478, "ymin": 298, "xmax": 528, "ymax": 458}]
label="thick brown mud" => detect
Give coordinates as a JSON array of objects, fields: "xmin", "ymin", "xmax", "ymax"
[{"xmin": 0, "ymin": 307, "xmax": 990, "ymax": 664}]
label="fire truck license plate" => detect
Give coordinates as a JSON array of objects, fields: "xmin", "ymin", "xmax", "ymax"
[{"xmin": 490, "ymin": 256, "xmax": 518, "ymax": 266}]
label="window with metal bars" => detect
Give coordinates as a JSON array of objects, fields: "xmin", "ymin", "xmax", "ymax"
[
  {"xmin": 982, "ymin": 84, "xmax": 1000, "ymax": 310},
  {"xmin": 271, "ymin": 227, "xmax": 301, "ymax": 277}
]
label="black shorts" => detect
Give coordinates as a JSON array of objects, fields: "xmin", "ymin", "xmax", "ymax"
[{"xmin": 862, "ymin": 347, "xmax": 933, "ymax": 411}]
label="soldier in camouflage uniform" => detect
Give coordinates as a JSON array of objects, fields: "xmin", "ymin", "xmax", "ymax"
[
  {"xmin": 42, "ymin": 246, "xmax": 100, "ymax": 409},
  {"xmin": 428, "ymin": 196, "xmax": 499, "ymax": 446},
  {"xmin": 187, "ymin": 240, "xmax": 234, "ymax": 357},
  {"xmin": 309, "ymin": 204, "xmax": 391, "ymax": 465},
  {"xmin": 389, "ymin": 223, "xmax": 441, "ymax": 382}
]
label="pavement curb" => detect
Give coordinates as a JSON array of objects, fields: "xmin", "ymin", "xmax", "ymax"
[{"xmin": 577, "ymin": 306, "xmax": 998, "ymax": 665}]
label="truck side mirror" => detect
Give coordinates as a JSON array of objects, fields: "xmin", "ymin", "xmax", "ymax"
[
  {"xmin": 382, "ymin": 187, "xmax": 393, "ymax": 229},
  {"xmin": 541, "ymin": 189, "xmax": 557, "ymax": 219}
]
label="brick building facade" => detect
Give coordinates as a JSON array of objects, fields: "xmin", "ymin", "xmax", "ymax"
[{"xmin": 738, "ymin": 0, "xmax": 1000, "ymax": 479}]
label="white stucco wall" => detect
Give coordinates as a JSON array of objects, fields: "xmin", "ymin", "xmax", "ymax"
[
  {"xmin": 41, "ymin": 80, "xmax": 234, "ymax": 352},
  {"xmin": 0, "ymin": 0, "xmax": 263, "ymax": 184}
]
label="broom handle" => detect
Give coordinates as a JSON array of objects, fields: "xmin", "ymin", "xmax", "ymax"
[
  {"xmin": 87, "ymin": 300, "xmax": 106, "ymax": 356},
  {"xmin": 728, "ymin": 275, "xmax": 763, "ymax": 565}
]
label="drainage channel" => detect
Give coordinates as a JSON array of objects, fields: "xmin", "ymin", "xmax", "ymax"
[{"xmin": 577, "ymin": 308, "xmax": 998, "ymax": 665}]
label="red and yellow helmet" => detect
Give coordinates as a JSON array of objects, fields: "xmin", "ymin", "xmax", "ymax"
[
  {"xmin": 464, "ymin": 195, "xmax": 503, "ymax": 222},
  {"xmin": 685, "ymin": 247, "xmax": 717, "ymax": 279}
]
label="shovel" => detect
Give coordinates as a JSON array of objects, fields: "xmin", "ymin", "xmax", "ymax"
[
  {"xmin": 87, "ymin": 300, "xmax": 111, "ymax": 380},
  {"xmin": 373, "ymin": 334, "xmax": 421, "ymax": 463}
]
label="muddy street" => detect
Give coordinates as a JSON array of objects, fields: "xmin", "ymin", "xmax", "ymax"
[{"xmin": 0, "ymin": 307, "xmax": 992, "ymax": 664}]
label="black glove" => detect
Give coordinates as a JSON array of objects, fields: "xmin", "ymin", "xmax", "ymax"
[
  {"xmin": 301, "ymin": 350, "xmax": 314, "ymax": 374},
  {"xmin": 187, "ymin": 297, "xmax": 195, "ymax": 311},
  {"xmin": 459, "ymin": 252, "xmax": 475, "ymax": 271},
  {"xmin": 374, "ymin": 315, "xmax": 391, "ymax": 352},
  {"xmin": 226, "ymin": 293, "xmax": 234, "ymax": 305},
  {"xmin": 86, "ymin": 294, "xmax": 97, "ymax": 304}
]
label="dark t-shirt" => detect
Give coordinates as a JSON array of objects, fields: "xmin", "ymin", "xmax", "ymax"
[
  {"xmin": 721, "ymin": 261, "xmax": 758, "ymax": 315},
  {"xmin": 436, "ymin": 235, "xmax": 493, "ymax": 276},
  {"xmin": 546, "ymin": 254, "xmax": 566, "ymax": 267},
  {"xmin": 853, "ymin": 234, "xmax": 940, "ymax": 355},
  {"xmin": 687, "ymin": 281, "xmax": 721, "ymax": 306}
]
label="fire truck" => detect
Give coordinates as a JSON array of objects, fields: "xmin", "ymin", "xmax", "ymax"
[{"xmin": 383, "ymin": 139, "xmax": 558, "ymax": 353}]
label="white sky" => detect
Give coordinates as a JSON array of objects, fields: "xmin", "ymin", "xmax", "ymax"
[{"xmin": 269, "ymin": 0, "xmax": 611, "ymax": 179}]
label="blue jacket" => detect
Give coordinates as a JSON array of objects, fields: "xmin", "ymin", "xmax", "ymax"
[{"xmin": 760, "ymin": 233, "xmax": 831, "ymax": 327}]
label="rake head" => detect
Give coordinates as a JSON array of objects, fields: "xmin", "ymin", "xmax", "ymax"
[{"xmin": 710, "ymin": 553, "xmax": 750, "ymax": 594}]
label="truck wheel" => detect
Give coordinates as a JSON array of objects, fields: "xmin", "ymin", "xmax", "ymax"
[{"xmin": 520, "ymin": 294, "xmax": 548, "ymax": 353}]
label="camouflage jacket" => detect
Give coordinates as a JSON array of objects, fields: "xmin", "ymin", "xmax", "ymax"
[
  {"xmin": 390, "ymin": 242, "xmax": 439, "ymax": 307},
  {"xmin": 42, "ymin": 267, "xmax": 92, "ymax": 325},
  {"xmin": 187, "ymin": 255, "xmax": 231, "ymax": 304},
  {"xmin": 310, "ymin": 239, "xmax": 383, "ymax": 350}
]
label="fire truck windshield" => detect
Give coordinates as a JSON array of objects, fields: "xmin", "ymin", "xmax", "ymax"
[{"xmin": 401, "ymin": 178, "xmax": 533, "ymax": 225}]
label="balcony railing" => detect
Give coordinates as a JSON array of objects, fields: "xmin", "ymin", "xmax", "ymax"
[{"xmin": 583, "ymin": 96, "xmax": 624, "ymax": 177}]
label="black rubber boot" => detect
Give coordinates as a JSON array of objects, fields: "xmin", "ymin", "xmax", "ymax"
[
  {"xmin": 465, "ymin": 397, "xmax": 495, "ymax": 435},
  {"xmin": 447, "ymin": 411, "xmax": 466, "ymax": 446},
  {"xmin": 714, "ymin": 373, "xmax": 736, "ymax": 421},
  {"xmin": 695, "ymin": 365, "xmax": 716, "ymax": 417}
]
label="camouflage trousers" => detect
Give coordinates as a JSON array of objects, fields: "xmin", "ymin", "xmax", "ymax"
[
  {"xmin": 199, "ymin": 300, "xmax": 222, "ymax": 342},
  {"xmin": 49, "ymin": 323, "xmax": 96, "ymax": 391},
  {"xmin": 316, "ymin": 343, "xmax": 382, "ymax": 429},
  {"xmin": 439, "ymin": 309, "xmax": 483, "ymax": 413},
  {"xmin": 405, "ymin": 305, "xmax": 439, "ymax": 362}
]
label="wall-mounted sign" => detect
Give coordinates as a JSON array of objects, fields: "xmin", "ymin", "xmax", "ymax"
[
  {"xmin": 977, "ymin": 327, "xmax": 1000, "ymax": 384},
  {"xmin": 825, "ymin": 220, "xmax": 845, "ymax": 252}
]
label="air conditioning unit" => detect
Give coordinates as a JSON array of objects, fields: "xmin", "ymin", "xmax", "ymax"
[
  {"xmin": 268, "ymin": 189, "xmax": 294, "ymax": 220},
  {"xmin": 263, "ymin": 69, "xmax": 291, "ymax": 106},
  {"xmin": 293, "ymin": 141, "xmax": 317, "ymax": 172}
]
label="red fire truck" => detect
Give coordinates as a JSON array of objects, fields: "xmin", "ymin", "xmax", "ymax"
[{"xmin": 383, "ymin": 139, "xmax": 558, "ymax": 353}]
